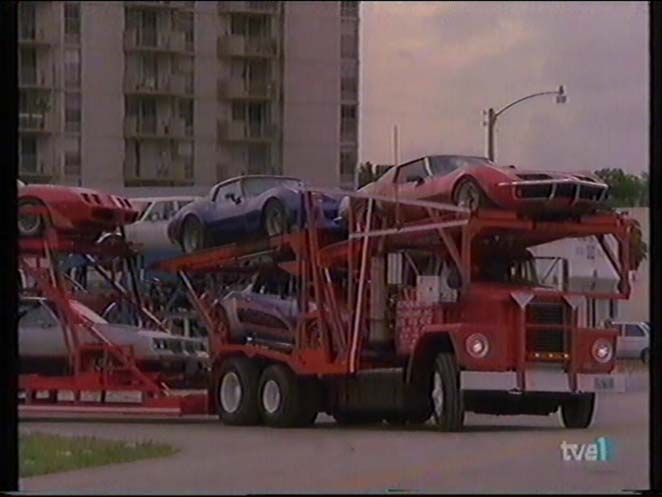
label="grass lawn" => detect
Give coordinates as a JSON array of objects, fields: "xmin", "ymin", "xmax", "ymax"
[{"xmin": 20, "ymin": 431, "xmax": 178, "ymax": 478}]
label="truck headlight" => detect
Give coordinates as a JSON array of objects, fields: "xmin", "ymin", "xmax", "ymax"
[
  {"xmin": 466, "ymin": 333, "xmax": 489, "ymax": 359},
  {"xmin": 591, "ymin": 338, "xmax": 613, "ymax": 363}
]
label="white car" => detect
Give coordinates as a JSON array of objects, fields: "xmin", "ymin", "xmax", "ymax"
[
  {"xmin": 103, "ymin": 196, "xmax": 198, "ymax": 253},
  {"xmin": 608, "ymin": 320, "xmax": 650, "ymax": 364}
]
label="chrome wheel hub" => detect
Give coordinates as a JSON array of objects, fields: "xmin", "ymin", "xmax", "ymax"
[
  {"xmin": 432, "ymin": 371, "xmax": 444, "ymax": 417},
  {"xmin": 220, "ymin": 372, "xmax": 242, "ymax": 414},
  {"xmin": 262, "ymin": 379, "xmax": 282, "ymax": 414}
]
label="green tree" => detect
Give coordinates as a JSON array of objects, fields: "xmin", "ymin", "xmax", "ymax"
[
  {"xmin": 357, "ymin": 161, "xmax": 377, "ymax": 188},
  {"xmin": 594, "ymin": 168, "xmax": 648, "ymax": 207}
]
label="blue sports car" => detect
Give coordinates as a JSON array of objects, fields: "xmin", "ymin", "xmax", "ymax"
[{"xmin": 167, "ymin": 175, "xmax": 342, "ymax": 253}]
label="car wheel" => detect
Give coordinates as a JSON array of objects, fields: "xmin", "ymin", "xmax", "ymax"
[
  {"xmin": 258, "ymin": 363, "xmax": 307, "ymax": 428},
  {"xmin": 18, "ymin": 198, "xmax": 48, "ymax": 237},
  {"xmin": 430, "ymin": 352, "xmax": 465, "ymax": 431},
  {"xmin": 215, "ymin": 357, "xmax": 261, "ymax": 425},
  {"xmin": 181, "ymin": 217, "xmax": 206, "ymax": 254},
  {"xmin": 453, "ymin": 178, "xmax": 488, "ymax": 212},
  {"xmin": 641, "ymin": 348, "xmax": 650, "ymax": 365},
  {"xmin": 560, "ymin": 393, "xmax": 595, "ymax": 429},
  {"xmin": 262, "ymin": 199, "xmax": 288, "ymax": 238}
]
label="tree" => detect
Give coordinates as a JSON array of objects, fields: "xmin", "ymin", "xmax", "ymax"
[
  {"xmin": 594, "ymin": 168, "xmax": 648, "ymax": 207},
  {"xmin": 357, "ymin": 161, "xmax": 377, "ymax": 188}
]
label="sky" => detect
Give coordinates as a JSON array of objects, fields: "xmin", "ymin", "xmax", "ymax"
[{"xmin": 358, "ymin": 1, "xmax": 649, "ymax": 175}]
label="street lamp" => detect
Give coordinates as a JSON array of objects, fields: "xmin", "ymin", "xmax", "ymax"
[{"xmin": 483, "ymin": 85, "xmax": 567, "ymax": 162}]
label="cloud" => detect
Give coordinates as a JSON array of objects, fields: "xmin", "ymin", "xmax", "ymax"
[{"xmin": 359, "ymin": 2, "xmax": 649, "ymax": 174}]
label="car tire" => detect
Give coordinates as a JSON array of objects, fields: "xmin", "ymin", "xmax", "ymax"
[
  {"xmin": 430, "ymin": 352, "xmax": 465, "ymax": 431},
  {"xmin": 262, "ymin": 199, "xmax": 288, "ymax": 238},
  {"xmin": 642, "ymin": 348, "xmax": 650, "ymax": 365},
  {"xmin": 453, "ymin": 178, "xmax": 489, "ymax": 212},
  {"xmin": 18, "ymin": 198, "xmax": 48, "ymax": 238},
  {"xmin": 181, "ymin": 216, "xmax": 206, "ymax": 254},
  {"xmin": 215, "ymin": 357, "xmax": 261, "ymax": 426},
  {"xmin": 258, "ymin": 363, "xmax": 307, "ymax": 428},
  {"xmin": 560, "ymin": 393, "xmax": 595, "ymax": 429}
]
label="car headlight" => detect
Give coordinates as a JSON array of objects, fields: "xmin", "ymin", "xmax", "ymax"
[
  {"xmin": 591, "ymin": 338, "xmax": 613, "ymax": 363},
  {"xmin": 465, "ymin": 333, "xmax": 489, "ymax": 359}
]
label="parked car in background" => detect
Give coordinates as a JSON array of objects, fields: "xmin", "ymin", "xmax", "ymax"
[
  {"xmin": 607, "ymin": 320, "xmax": 650, "ymax": 364},
  {"xmin": 18, "ymin": 184, "xmax": 138, "ymax": 240},
  {"xmin": 18, "ymin": 296, "xmax": 209, "ymax": 387},
  {"xmin": 121, "ymin": 196, "xmax": 198, "ymax": 253},
  {"xmin": 340, "ymin": 155, "xmax": 609, "ymax": 220},
  {"xmin": 168, "ymin": 175, "xmax": 341, "ymax": 254}
]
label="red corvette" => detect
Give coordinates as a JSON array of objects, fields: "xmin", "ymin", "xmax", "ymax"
[
  {"xmin": 347, "ymin": 155, "xmax": 609, "ymax": 219},
  {"xmin": 18, "ymin": 183, "xmax": 138, "ymax": 240}
]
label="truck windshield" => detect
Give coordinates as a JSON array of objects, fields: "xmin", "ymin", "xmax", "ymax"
[{"xmin": 476, "ymin": 256, "xmax": 541, "ymax": 286}]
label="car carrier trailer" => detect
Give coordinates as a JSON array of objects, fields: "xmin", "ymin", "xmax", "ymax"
[{"xmin": 151, "ymin": 189, "xmax": 639, "ymax": 430}]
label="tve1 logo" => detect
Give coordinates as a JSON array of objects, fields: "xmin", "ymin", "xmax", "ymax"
[{"xmin": 560, "ymin": 437, "xmax": 615, "ymax": 462}]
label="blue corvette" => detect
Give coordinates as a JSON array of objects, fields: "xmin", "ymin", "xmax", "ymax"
[{"xmin": 167, "ymin": 175, "xmax": 342, "ymax": 253}]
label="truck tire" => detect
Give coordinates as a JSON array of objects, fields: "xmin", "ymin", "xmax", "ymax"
[
  {"xmin": 560, "ymin": 393, "xmax": 595, "ymax": 429},
  {"xmin": 215, "ymin": 357, "xmax": 261, "ymax": 426},
  {"xmin": 258, "ymin": 363, "xmax": 307, "ymax": 428},
  {"xmin": 430, "ymin": 352, "xmax": 465, "ymax": 431}
]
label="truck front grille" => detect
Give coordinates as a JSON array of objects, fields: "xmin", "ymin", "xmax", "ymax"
[{"xmin": 525, "ymin": 300, "xmax": 568, "ymax": 355}]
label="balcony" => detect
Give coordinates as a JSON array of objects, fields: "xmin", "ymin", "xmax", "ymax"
[
  {"xmin": 124, "ymin": 72, "xmax": 188, "ymax": 96},
  {"xmin": 18, "ymin": 26, "xmax": 52, "ymax": 47},
  {"xmin": 19, "ymin": 113, "xmax": 53, "ymax": 134},
  {"xmin": 217, "ymin": 78, "xmax": 275, "ymax": 100},
  {"xmin": 124, "ymin": 116, "xmax": 190, "ymax": 140},
  {"xmin": 125, "ymin": 1, "xmax": 194, "ymax": 10},
  {"xmin": 124, "ymin": 29, "xmax": 190, "ymax": 53},
  {"xmin": 217, "ymin": 35, "xmax": 277, "ymax": 58},
  {"xmin": 217, "ymin": 120, "xmax": 277, "ymax": 142},
  {"xmin": 217, "ymin": 2, "xmax": 279, "ymax": 15},
  {"xmin": 19, "ymin": 69, "xmax": 53, "ymax": 90}
]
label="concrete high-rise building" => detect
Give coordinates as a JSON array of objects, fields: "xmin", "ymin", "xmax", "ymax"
[{"xmin": 18, "ymin": 1, "xmax": 359, "ymax": 195}]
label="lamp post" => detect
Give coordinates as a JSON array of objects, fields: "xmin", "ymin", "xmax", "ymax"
[{"xmin": 483, "ymin": 85, "xmax": 567, "ymax": 162}]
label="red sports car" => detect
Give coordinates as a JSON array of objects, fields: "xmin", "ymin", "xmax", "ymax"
[
  {"xmin": 346, "ymin": 155, "xmax": 609, "ymax": 219},
  {"xmin": 18, "ymin": 184, "xmax": 138, "ymax": 240}
]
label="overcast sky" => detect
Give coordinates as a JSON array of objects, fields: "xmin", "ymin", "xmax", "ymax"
[{"xmin": 358, "ymin": 1, "xmax": 649, "ymax": 175}]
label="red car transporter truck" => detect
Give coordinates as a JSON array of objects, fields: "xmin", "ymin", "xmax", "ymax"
[{"xmin": 155, "ymin": 190, "xmax": 640, "ymax": 430}]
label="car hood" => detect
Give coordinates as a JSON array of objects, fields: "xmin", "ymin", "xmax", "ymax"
[{"xmin": 491, "ymin": 166, "xmax": 606, "ymax": 185}]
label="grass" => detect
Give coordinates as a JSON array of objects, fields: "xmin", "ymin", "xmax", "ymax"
[{"xmin": 19, "ymin": 431, "xmax": 178, "ymax": 478}]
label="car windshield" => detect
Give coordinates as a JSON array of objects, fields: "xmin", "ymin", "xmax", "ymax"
[
  {"xmin": 428, "ymin": 156, "xmax": 493, "ymax": 176},
  {"xmin": 243, "ymin": 178, "xmax": 302, "ymax": 198}
]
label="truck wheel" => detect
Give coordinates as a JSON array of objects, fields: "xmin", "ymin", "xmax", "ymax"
[
  {"xmin": 560, "ymin": 393, "xmax": 595, "ymax": 429},
  {"xmin": 258, "ymin": 363, "xmax": 306, "ymax": 428},
  {"xmin": 215, "ymin": 357, "xmax": 261, "ymax": 426},
  {"xmin": 430, "ymin": 353, "xmax": 465, "ymax": 431}
]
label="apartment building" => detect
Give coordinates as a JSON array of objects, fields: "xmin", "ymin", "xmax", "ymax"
[{"xmin": 17, "ymin": 1, "xmax": 360, "ymax": 194}]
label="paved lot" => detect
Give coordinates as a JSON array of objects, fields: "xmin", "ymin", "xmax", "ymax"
[{"xmin": 20, "ymin": 369, "xmax": 649, "ymax": 494}]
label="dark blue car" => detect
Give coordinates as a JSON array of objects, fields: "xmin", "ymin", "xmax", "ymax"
[{"xmin": 167, "ymin": 175, "xmax": 341, "ymax": 253}]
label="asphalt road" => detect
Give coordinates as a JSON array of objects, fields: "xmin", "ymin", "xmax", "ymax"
[{"xmin": 20, "ymin": 369, "xmax": 649, "ymax": 494}]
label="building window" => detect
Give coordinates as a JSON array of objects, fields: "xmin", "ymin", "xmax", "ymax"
[
  {"xmin": 19, "ymin": 2, "xmax": 36, "ymax": 40},
  {"xmin": 141, "ymin": 53, "xmax": 158, "ymax": 89},
  {"xmin": 64, "ymin": 49, "xmax": 81, "ymax": 88},
  {"xmin": 139, "ymin": 98, "xmax": 157, "ymax": 134},
  {"xmin": 64, "ymin": 136, "xmax": 81, "ymax": 176},
  {"xmin": 19, "ymin": 48, "xmax": 37, "ymax": 86},
  {"xmin": 341, "ymin": 60, "xmax": 358, "ymax": 101},
  {"xmin": 64, "ymin": 3, "xmax": 81, "ymax": 44},
  {"xmin": 341, "ymin": 18, "xmax": 358, "ymax": 59},
  {"xmin": 341, "ymin": 104, "xmax": 357, "ymax": 142},
  {"xmin": 19, "ymin": 136, "xmax": 38, "ymax": 173},
  {"xmin": 140, "ymin": 10, "xmax": 158, "ymax": 47},
  {"xmin": 341, "ymin": 1, "xmax": 359, "ymax": 18},
  {"xmin": 178, "ymin": 11, "xmax": 194, "ymax": 51},
  {"xmin": 340, "ymin": 148, "xmax": 357, "ymax": 178},
  {"xmin": 65, "ymin": 92, "xmax": 81, "ymax": 133},
  {"xmin": 179, "ymin": 99, "xmax": 193, "ymax": 136}
]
